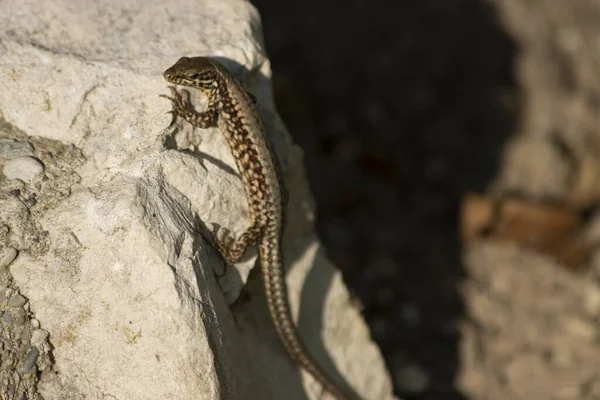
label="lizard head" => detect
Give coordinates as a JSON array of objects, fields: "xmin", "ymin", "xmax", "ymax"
[{"xmin": 163, "ymin": 56, "xmax": 221, "ymax": 91}]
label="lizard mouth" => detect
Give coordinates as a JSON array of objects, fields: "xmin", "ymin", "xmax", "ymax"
[{"xmin": 162, "ymin": 72, "xmax": 188, "ymax": 85}]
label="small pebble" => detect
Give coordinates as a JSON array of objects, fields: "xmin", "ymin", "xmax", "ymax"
[
  {"xmin": 554, "ymin": 385, "xmax": 582, "ymax": 400},
  {"xmin": 0, "ymin": 247, "xmax": 18, "ymax": 268},
  {"xmin": 8, "ymin": 294, "xmax": 27, "ymax": 308},
  {"xmin": 0, "ymin": 139, "xmax": 33, "ymax": 158},
  {"xmin": 3, "ymin": 156, "xmax": 45, "ymax": 183},
  {"xmin": 20, "ymin": 326, "xmax": 32, "ymax": 343},
  {"xmin": 30, "ymin": 329, "xmax": 49, "ymax": 347},
  {"xmin": 564, "ymin": 316, "xmax": 597, "ymax": 340},
  {"xmin": 13, "ymin": 308, "xmax": 26, "ymax": 324},
  {"xmin": 550, "ymin": 341, "xmax": 573, "ymax": 367},
  {"xmin": 1, "ymin": 312, "xmax": 13, "ymax": 324},
  {"xmin": 20, "ymin": 347, "xmax": 39, "ymax": 374},
  {"xmin": 589, "ymin": 380, "xmax": 600, "ymax": 398},
  {"xmin": 584, "ymin": 283, "xmax": 600, "ymax": 317},
  {"xmin": 30, "ymin": 319, "xmax": 40, "ymax": 329}
]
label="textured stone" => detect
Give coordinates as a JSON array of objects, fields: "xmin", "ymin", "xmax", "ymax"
[{"xmin": 0, "ymin": 0, "xmax": 396, "ymax": 399}]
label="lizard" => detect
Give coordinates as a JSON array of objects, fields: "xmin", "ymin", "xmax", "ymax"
[{"xmin": 160, "ymin": 56, "xmax": 357, "ymax": 400}]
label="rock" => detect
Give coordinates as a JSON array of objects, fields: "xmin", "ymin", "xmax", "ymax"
[
  {"xmin": 0, "ymin": 0, "xmax": 397, "ymax": 399},
  {"xmin": 8, "ymin": 294, "xmax": 26, "ymax": 308},
  {"xmin": 0, "ymin": 247, "xmax": 18, "ymax": 268},
  {"xmin": 20, "ymin": 347, "xmax": 39, "ymax": 374},
  {"xmin": 463, "ymin": 243, "xmax": 600, "ymax": 400},
  {"xmin": 554, "ymin": 385, "xmax": 582, "ymax": 400},
  {"xmin": 30, "ymin": 329, "xmax": 49, "ymax": 347},
  {"xmin": 583, "ymin": 282, "xmax": 600, "ymax": 317},
  {"xmin": 503, "ymin": 355, "xmax": 548, "ymax": 399},
  {"xmin": 3, "ymin": 156, "xmax": 44, "ymax": 183},
  {"xmin": 563, "ymin": 316, "xmax": 597, "ymax": 341},
  {"xmin": 0, "ymin": 139, "xmax": 33, "ymax": 162},
  {"xmin": 1, "ymin": 312, "xmax": 12, "ymax": 324}
]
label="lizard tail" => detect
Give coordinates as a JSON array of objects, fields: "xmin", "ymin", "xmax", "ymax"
[{"xmin": 258, "ymin": 236, "xmax": 356, "ymax": 400}]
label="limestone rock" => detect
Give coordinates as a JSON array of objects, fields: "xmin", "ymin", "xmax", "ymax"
[{"xmin": 0, "ymin": 0, "xmax": 396, "ymax": 399}]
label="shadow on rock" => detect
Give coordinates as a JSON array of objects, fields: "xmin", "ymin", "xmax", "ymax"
[{"xmin": 251, "ymin": 0, "xmax": 521, "ymax": 398}]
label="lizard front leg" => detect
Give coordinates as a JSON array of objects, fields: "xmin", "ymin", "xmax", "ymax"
[
  {"xmin": 160, "ymin": 86, "xmax": 218, "ymax": 128},
  {"xmin": 162, "ymin": 86, "xmax": 262, "ymax": 265}
]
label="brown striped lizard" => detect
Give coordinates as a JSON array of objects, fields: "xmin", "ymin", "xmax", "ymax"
[{"xmin": 160, "ymin": 56, "xmax": 357, "ymax": 400}]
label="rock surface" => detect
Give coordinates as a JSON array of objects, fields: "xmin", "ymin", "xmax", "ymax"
[
  {"xmin": 0, "ymin": 0, "xmax": 396, "ymax": 399},
  {"xmin": 460, "ymin": 244, "xmax": 600, "ymax": 400}
]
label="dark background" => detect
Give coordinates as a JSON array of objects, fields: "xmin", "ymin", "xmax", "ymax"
[{"xmin": 249, "ymin": 0, "xmax": 520, "ymax": 398}]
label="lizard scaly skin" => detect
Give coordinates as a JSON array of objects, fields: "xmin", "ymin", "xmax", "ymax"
[{"xmin": 160, "ymin": 57, "xmax": 356, "ymax": 400}]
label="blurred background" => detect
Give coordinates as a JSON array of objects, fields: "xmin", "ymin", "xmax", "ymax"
[{"xmin": 250, "ymin": 0, "xmax": 600, "ymax": 399}]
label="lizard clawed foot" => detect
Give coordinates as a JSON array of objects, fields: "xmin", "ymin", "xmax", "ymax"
[
  {"xmin": 158, "ymin": 86, "xmax": 178, "ymax": 103},
  {"xmin": 165, "ymin": 109, "xmax": 178, "ymax": 126},
  {"xmin": 160, "ymin": 86, "xmax": 191, "ymax": 115}
]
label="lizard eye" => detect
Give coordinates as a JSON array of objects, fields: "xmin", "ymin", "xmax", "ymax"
[{"xmin": 190, "ymin": 73, "xmax": 201, "ymax": 79}]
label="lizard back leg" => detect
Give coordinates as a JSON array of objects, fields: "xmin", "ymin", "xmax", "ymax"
[{"xmin": 212, "ymin": 223, "xmax": 262, "ymax": 264}]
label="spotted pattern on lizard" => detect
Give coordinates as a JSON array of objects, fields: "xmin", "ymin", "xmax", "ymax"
[{"xmin": 160, "ymin": 56, "xmax": 358, "ymax": 400}]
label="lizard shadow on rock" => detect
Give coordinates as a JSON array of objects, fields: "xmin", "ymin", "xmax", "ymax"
[
  {"xmin": 163, "ymin": 113, "xmax": 241, "ymax": 178},
  {"xmin": 297, "ymin": 243, "xmax": 361, "ymax": 398},
  {"xmin": 251, "ymin": 0, "xmax": 522, "ymax": 399}
]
